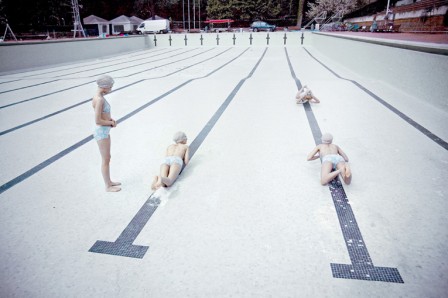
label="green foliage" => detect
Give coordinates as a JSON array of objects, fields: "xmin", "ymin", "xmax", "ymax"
[
  {"xmin": 306, "ymin": 0, "xmax": 368, "ymax": 19},
  {"xmin": 0, "ymin": 0, "xmax": 301, "ymax": 31},
  {"xmin": 206, "ymin": 0, "xmax": 282, "ymax": 21}
]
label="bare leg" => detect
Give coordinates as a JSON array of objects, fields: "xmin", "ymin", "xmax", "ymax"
[
  {"xmin": 97, "ymin": 137, "xmax": 121, "ymax": 192},
  {"xmin": 155, "ymin": 164, "xmax": 170, "ymax": 189},
  {"xmin": 160, "ymin": 164, "xmax": 182, "ymax": 187},
  {"xmin": 321, "ymin": 162, "xmax": 342, "ymax": 185},
  {"xmin": 151, "ymin": 176, "xmax": 158, "ymax": 190}
]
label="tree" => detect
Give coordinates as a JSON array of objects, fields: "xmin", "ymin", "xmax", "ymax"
[
  {"xmin": 296, "ymin": 0, "xmax": 305, "ymax": 27},
  {"xmin": 306, "ymin": 0, "xmax": 367, "ymax": 19},
  {"xmin": 207, "ymin": 0, "xmax": 282, "ymax": 21},
  {"xmin": 206, "ymin": 0, "xmax": 233, "ymax": 20}
]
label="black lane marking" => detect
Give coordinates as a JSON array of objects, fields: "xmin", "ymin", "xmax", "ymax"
[
  {"xmin": 89, "ymin": 48, "xmax": 267, "ymax": 259},
  {"xmin": 303, "ymin": 48, "xmax": 448, "ymax": 151},
  {"xmin": 0, "ymin": 48, "xmax": 197, "ymax": 96},
  {"xmin": 0, "ymin": 48, "xmax": 233, "ymax": 136},
  {"xmin": 0, "ymin": 79, "xmax": 60, "ymax": 95},
  {"xmin": 0, "ymin": 48, "xmax": 250, "ymax": 195},
  {"xmin": 0, "ymin": 48, "xmax": 210, "ymax": 110},
  {"xmin": 285, "ymin": 48, "xmax": 404, "ymax": 283},
  {"xmin": 52, "ymin": 48, "xmax": 200, "ymax": 78},
  {"xmin": 0, "ymin": 48, "xmax": 176, "ymax": 83},
  {"xmin": 0, "ymin": 79, "xmax": 21, "ymax": 85},
  {"xmin": 0, "ymin": 81, "xmax": 93, "ymax": 110},
  {"xmin": 118, "ymin": 48, "xmax": 216, "ymax": 78}
]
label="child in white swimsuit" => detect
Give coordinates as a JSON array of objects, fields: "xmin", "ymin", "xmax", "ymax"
[{"xmin": 152, "ymin": 132, "xmax": 190, "ymax": 190}]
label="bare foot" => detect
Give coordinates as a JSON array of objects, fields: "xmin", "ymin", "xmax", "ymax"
[
  {"xmin": 151, "ymin": 176, "xmax": 158, "ymax": 190},
  {"xmin": 344, "ymin": 164, "xmax": 351, "ymax": 178},
  {"xmin": 111, "ymin": 181, "xmax": 121, "ymax": 186},
  {"xmin": 154, "ymin": 176, "xmax": 164, "ymax": 190},
  {"xmin": 338, "ymin": 165, "xmax": 346, "ymax": 178},
  {"xmin": 106, "ymin": 186, "xmax": 121, "ymax": 192}
]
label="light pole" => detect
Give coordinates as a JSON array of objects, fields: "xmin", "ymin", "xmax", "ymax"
[
  {"xmin": 183, "ymin": 0, "xmax": 185, "ymax": 30},
  {"xmin": 193, "ymin": 0, "xmax": 196, "ymax": 29},
  {"xmin": 188, "ymin": 0, "xmax": 191, "ymax": 31}
]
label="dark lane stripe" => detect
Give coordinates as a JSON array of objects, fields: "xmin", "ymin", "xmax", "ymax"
[
  {"xmin": 0, "ymin": 79, "xmax": 60, "ymax": 95},
  {"xmin": 303, "ymin": 48, "xmax": 448, "ymax": 151},
  {"xmin": 20, "ymin": 48, "xmax": 180, "ymax": 78},
  {"xmin": 285, "ymin": 48, "xmax": 403, "ymax": 283},
  {"xmin": 0, "ymin": 48, "xmax": 208, "ymax": 109},
  {"xmin": 0, "ymin": 48, "xmax": 233, "ymax": 136},
  {"xmin": 89, "ymin": 48, "xmax": 267, "ymax": 259},
  {"xmin": 53, "ymin": 48, "xmax": 199, "ymax": 78},
  {"xmin": 0, "ymin": 48, "xmax": 196, "ymax": 96},
  {"xmin": 0, "ymin": 48, "xmax": 175, "ymax": 83},
  {"xmin": 0, "ymin": 48, "xmax": 250, "ymax": 195}
]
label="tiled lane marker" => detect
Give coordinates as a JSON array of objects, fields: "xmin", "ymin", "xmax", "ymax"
[
  {"xmin": 89, "ymin": 48, "xmax": 268, "ymax": 258},
  {"xmin": 0, "ymin": 48, "xmax": 233, "ymax": 135},
  {"xmin": 1, "ymin": 47, "xmax": 173, "ymax": 81},
  {"xmin": 285, "ymin": 48, "xmax": 404, "ymax": 283},
  {"xmin": 0, "ymin": 48, "xmax": 249, "ymax": 194},
  {"xmin": 0, "ymin": 48, "xmax": 185, "ymax": 94},
  {"xmin": 303, "ymin": 48, "xmax": 448, "ymax": 151},
  {"xmin": 0, "ymin": 48, "xmax": 201, "ymax": 104},
  {"xmin": 0, "ymin": 48, "xmax": 174, "ymax": 87}
]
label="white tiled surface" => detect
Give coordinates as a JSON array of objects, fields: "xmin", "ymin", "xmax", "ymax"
[{"xmin": 0, "ymin": 44, "xmax": 447, "ymax": 297}]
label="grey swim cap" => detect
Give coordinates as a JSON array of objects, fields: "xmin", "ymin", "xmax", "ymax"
[
  {"xmin": 96, "ymin": 75, "xmax": 115, "ymax": 88},
  {"xmin": 321, "ymin": 133, "xmax": 333, "ymax": 144},
  {"xmin": 173, "ymin": 131, "xmax": 187, "ymax": 143}
]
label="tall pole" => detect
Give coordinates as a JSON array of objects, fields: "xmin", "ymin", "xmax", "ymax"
[
  {"xmin": 188, "ymin": 0, "xmax": 191, "ymax": 31},
  {"xmin": 193, "ymin": 0, "xmax": 196, "ymax": 29},
  {"xmin": 386, "ymin": 0, "xmax": 391, "ymax": 13},
  {"xmin": 199, "ymin": 0, "xmax": 201, "ymax": 30},
  {"xmin": 183, "ymin": 0, "xmax": 185, "ymax": 30}
]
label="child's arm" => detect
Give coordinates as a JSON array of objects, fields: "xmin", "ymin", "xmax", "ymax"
[
  {"xmin": 311, "ymin": 94, "xmax": 320, "ymax": 103},
  {"xmin": 94, "ymin": 97, "xmax": 114, "ymax": 126},
  {"xmin": 183, "ymin": 146, "xmax": 190, "ymax": 165},
  {"xmin": 307, "ymin": 146, "xmax": 320, "ymax": 161},
  {"xmin": 296, "ymin": 86, "xmax": 306, "ymax": 99},
  {"xmin": 337, "ymin": 146, "xmax": 349, "ymax": 162}
]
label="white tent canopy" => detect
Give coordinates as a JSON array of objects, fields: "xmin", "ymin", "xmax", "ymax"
[
  {"xmin": 130, "ymin": 16, "xmax": 144, "ymax": 25},
  {"xmin": 109, "ymin": 15, "xmax": 144, "ymax": 34},
  {"xmin": 83, "ymin": 14, "xmax": 110, "ymax": 35},
  {"xmin": 83, "ymin": 15, "xmax": 109, "ymax": 25}
]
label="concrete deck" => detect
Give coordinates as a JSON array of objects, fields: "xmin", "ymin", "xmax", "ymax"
[{"xmin": 0, "ymin": 35, "xmax": 447, "ymax": 297}]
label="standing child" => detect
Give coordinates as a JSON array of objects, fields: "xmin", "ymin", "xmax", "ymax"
[
  {"xmin": 307, "ymin": 133, "xmax": 351, "ymax": 185},
  {"xmin": 92, "ymin": 75, "xmax": 121, "ymax": 192},
  {"xmin": 151, "ymin": 132, "xmax": 190, "ymax": 190}
]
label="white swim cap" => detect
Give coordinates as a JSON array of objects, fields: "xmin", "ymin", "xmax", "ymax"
[
  {"xmin": 173, "ymin": 131, "xmax": 187, "ymax": 143},
  {"xmin": 96, "ymin": 75, "xmax": 115, "ymax": 88},
  {"xmin": 321, "ymin": 133, "xmax": 333, "ymax": 144}
]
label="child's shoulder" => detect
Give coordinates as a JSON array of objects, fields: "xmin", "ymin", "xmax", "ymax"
[{"xmin": 93, "ymin": 94, "xmax": 104, "ymax": 102}]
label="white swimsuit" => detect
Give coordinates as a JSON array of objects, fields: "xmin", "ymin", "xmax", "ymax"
[{"xmin": 163, "ymin": 156, "xmax": 183, "ymax": 167}]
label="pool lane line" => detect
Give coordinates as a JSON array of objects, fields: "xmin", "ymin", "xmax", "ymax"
[
  {"xmin": 89, "ymin": 47, "xmax": 268, "ymax": 259},
  {"xmin": 52, "ymin": 48, "xmax": 203, "ymax": 78},
  {"xmin": 303, "ymin": 48, "xmax": 448, "ymax": 151},
  {"xmin": 0, "ymin": 48, "xmax": 201, "ymax": 95},
  {"xmin": 0, "ymin": 48, "xmax": 176, "ymax": 84},
  {"xmin": 0, "ymin": 48, "xmax": 234, "ymax": 136},
  {"xmin": 285, "ymin": 47, "xmax": 404, "ymax": 283},
  {"xmin": 0, "ymin": 47, "xmax": 217, "ymax": 110},
  {"xmin": 0, "ymin": 47, "xmax": 250, "ymax": 195}
]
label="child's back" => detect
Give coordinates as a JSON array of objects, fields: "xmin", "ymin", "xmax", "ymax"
[{"xmin": 166, "ymin": 143, "xmax": 188, "ymax": 159}]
